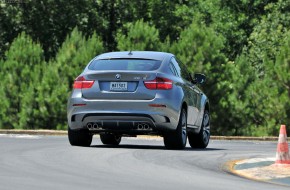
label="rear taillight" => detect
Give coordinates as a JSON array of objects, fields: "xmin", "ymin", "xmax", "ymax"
[
  {"xmin": 144, "ymin": 77, "xmax": 173, "ymax": 90},
  {"xmin": 73, "ymin": 76, "xmax": 94, "ymax": 89}
]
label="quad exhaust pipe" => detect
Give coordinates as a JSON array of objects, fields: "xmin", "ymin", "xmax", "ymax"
[{"xmin": 87, "ymin": 122, "xmax": 151, "ymax": 130}]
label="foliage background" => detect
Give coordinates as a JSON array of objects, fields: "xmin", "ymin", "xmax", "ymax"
[{"xmin": 0, "ymin": 0, "xmax": 289, "ymax": 136}]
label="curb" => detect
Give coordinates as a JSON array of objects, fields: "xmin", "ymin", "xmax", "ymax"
[
  {"xmin": 0, "ymin": 129, "xmax": 289, "ymax": 141},
  {"xmin": 0, "ymin": 129, "xmax": 67, "ymax": 136},
  {"xmin": 227, "ymin": 158, "xmax": 290, "ymax": 187}
]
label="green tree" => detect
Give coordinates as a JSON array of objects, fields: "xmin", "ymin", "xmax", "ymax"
[
  {"xmin": 173, "ymin": 0, "xmax": 277, "ymax": 60},
  {"xmin": 116, "ymin": 19, "xmax": 161, "ymax": 51},
  {"xmin": 0, "ymin": 59, "xmax": 10, "ymax": 128},
  {"xmin": 103, "ymin": 0, "xmax": 151, "ymax": 50},
  {"xmin": 35, "ymin": 63, "xmax": 69, "ymax": 130},
  {"xmin": 0, "ymin": 32, "xmax": 44, "ymax": 129},
  {"xmin": 275, "ymin": 32, "xmax": 290, "ymax": 99},
  {"xmin": 273, "ymin": 31, "xmax": 290, "ymax": 132},
  {"xmin": 212, "ymin": 59, "xmax": 251, "ymax": 135},
  {"xmin": 244, "ymin": 74, "xmax": 286, "ymax": 136},
  {"xmin": 0, "ymin": 3, "xmax": 23, "ymax": 59},
  {"xmin": 215, "ymin": 53, "xmax": 287, "ymax": 136},
  {"xmin": 170, "ymin": 21, "xmax": 229, "ymax": 134},
  {"xmin": 212, "ymin": 0, "xmax": 290, "ymax": 136},
  {"xmin": 241, "ymin": 0, "xmax": 290, "ymax": 75},
  {"xmin": 216, "ymin": 0, "xmax": 278, "ymax": 60},
  {"xmin": 0, "ymin": 0, "xmax": 106, "ymax": 60},
  {"xmin": 149, "ymin": 0, "xmax": 185, "ymax": 42},
  {"xmin": 36, "ymin": 28, "xmax": 105, "ymax": 130},
  {"xmin": 170, "ymin": 21, "xmax": 225, "ymax": 73}
]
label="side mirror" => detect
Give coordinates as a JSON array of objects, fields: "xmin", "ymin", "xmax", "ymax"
[{"xmin": 194, "ymin": 73, "xmax": 206, "ymax": 84}]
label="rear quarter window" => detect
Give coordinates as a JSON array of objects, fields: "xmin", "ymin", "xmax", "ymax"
[{"xmin": 88, "ymin": 59, "xmax": 162, "ymax": 71}]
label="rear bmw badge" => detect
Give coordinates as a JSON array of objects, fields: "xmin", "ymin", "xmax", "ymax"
[{"xmin": 115, "ymin": 74, "xmax": 121, "ymax": 80}]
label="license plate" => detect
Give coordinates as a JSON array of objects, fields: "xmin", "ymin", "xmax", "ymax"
[{"xmin": 110, "ymin": 82, "xmax": 128, "ymax": 91}]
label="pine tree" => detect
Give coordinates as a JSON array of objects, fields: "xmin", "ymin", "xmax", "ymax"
[
  {"xmin": 273, "ymin": 31, "xmax": 290, "ymax": 133},
  {"xmin": 169, "ymin": 21, "xmax": 229, "ymax": 134},
  {"xmin": 116, "ymin": 19, "xmax": 161, "ymax": 51},
  {"xmin": 210, "ymin": 58, "xmax": 252, "ymax": 135},
  {"xmin": 0, "ymin": 32, "xmax": 44, "ymax": 129},
  {"xmin": 36, "ymin": 28, "xmax": 105, "ymax": 129},
  {"xmin": 241, "ymin": 0, "xmax": 290, "ymax": 76},
  {"xmin": 0, "ymin": 59, "xmax": 10, "ymax": 129},
  {"xmin": 170, "ymin": 21, "xmax": 225, "ymax": 73}
]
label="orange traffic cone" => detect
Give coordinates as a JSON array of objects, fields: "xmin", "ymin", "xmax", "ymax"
[{"xmin": 275, "ymin": 125, "xmax": 290, "ymax": 165}]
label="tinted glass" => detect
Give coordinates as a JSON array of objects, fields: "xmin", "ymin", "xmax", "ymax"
[
  {"xmin": 171, "ymin": 58, "xmax": 181, "ymax": 77},
  {"xmin": 88, "ymin": 59, "xmax": 162, "ymax": 71},
  {"xmin": 174, "ymin": 58, "xmax": 192, "ymax": 82},
  {"xmin": 169, "ymin": 61, "xmax": 178, "ymax": 76}
]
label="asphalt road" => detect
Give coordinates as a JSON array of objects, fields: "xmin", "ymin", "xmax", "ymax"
[{"xmin": 0, "ymin": 135, "xmax": 288, "ymax": 190}]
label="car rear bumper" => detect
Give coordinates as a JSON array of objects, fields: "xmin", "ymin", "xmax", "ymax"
[
  {"xmin": 70, "ymin": 112, "xmax": 173, "ymax": 135},
  {"xmin": 67, "ymin": 98, "xmax": 180, "ymax": 135}
]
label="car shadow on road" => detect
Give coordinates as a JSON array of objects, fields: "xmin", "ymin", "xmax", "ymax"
[
  {"xmin": 184, "ymin": 147, "xmax": 226, "ymax": 151},
  {"xmin": 90, "ymin": 144, "xmax": 225, "ymax": 151},
  {"xmin": 90, "ymin": 144, "xmax": 165, "ymax": 150}
]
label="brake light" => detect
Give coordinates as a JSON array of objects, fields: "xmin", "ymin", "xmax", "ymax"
[
  {"xmin": 144, "ymin": 77, "xmax": 173, "ymax": 90},
  {"xmin": 73, "ymin": 76, "xmax": 94, "ymax": 89}
]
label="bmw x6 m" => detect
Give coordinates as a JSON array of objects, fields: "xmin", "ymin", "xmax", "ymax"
[{"xmin": 67, "ymin": 51, "xmax": 210, "ymax": 149}]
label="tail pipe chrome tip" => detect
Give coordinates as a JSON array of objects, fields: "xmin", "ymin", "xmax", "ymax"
[
  {"xmin": 93, "ymin": 123, "xmax": 99, "ymax": 129},
  {"xmin": 143, "ymin": 123, "xmax": 150, "ymax": 130},
  {"xmin": 87, "ymin": 123, "xmax": 93, "ymax": 130},
  {"xmin": 137, "ymin": 123, "xmax": 144, "ymax": 130}
]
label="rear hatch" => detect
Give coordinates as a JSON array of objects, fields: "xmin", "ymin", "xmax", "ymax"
[{"xmin": 81, "ymin": 58, "xmax": 162, "ymax": 100}]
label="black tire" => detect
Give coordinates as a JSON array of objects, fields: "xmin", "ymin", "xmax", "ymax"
[
  {"xmin": 163, "ymin": 109, "xmax": 187, "ymax": 150},
  {"xmin": 68, "ymin": 127, "xmax": 93, "ymax": 147},
  {"xmin": 188, "ymin": 110, "xmax": 210, "ymax": 148},
  {"xmin": 100, "ymin": 134, "xmax": 121, "ymax": 145}
]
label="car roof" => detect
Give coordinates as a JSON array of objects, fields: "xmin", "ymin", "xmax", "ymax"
[{"xmin": 95, "ymin": 51, "xmax": 174, "ymax": 61}]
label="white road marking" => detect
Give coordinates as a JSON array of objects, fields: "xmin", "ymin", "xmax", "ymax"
[
  {"xmin": 0, "ymin": 134, "xmax": 41, "ymax": 139},
  {"xmin": 236, "ymin": 157, "xmax": 275, "ymax": 165}
]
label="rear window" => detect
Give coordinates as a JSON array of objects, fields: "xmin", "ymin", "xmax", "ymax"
[{"xmin": 88, "ymin": 59, "xmax": 162, "ymax": 71}]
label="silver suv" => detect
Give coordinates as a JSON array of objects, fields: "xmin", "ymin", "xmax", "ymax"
[{"xmin": 67, "ymin": 51, "xmax": 210, "ymax": 149}]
